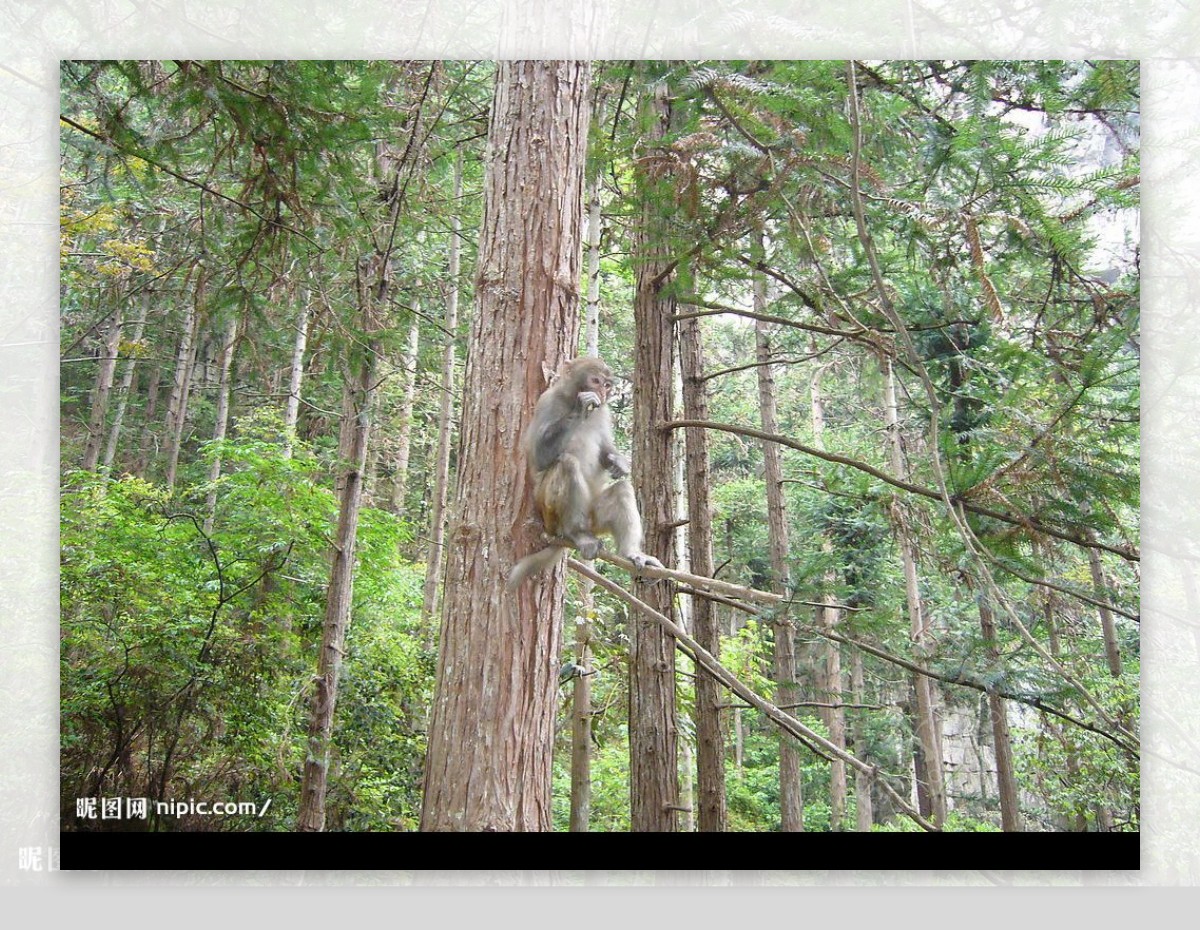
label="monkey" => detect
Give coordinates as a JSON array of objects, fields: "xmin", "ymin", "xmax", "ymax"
[{"xmin": 508, "ymin": 357, "xmax": 664, "ymax": 587}]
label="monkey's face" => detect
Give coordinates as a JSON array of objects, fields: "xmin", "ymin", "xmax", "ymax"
[
  {"xmin": 568, "ymin": 358, "xmax": 614, "ymax": 405},
  {"xmin": 581, "ymin": 368, "xmax": 613, "ymax": 405}
]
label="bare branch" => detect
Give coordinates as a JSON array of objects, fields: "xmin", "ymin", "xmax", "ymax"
[{"xmin": 568, "ymin": 557, "xmax": 942, "ymax": 832}]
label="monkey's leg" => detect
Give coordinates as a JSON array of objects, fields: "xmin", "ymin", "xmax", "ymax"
[
  {"xmin": 592, "ymin": 480, "xmax": 662, "ymax": 570},
  {"xmin": 541, "ymin": 455, "xmax": 602, "ymax": 559}
]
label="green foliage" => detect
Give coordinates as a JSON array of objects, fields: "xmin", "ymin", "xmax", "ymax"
[
  {"xmin": 724, "ymin": 714, "xmax": 858, "ymax": 832},
  {"xmin": 552, "ymin": 729, "xmax": 634, "ymax": 833},
  {"xmin": 61, "ymin": 425, "xmax": 433, "ymax": 830},
  {"xmin": 327, "ymin": 562, "xmax": 432, "ymax": 832},
  {"xmin": 726, "ymin": 749, "xmax": 783, "ymax": 832}
]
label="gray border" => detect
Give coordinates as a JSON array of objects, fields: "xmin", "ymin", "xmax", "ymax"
[{"xmin": 3, "ymin": 0, "xmax": 1188, "ymax": 890}]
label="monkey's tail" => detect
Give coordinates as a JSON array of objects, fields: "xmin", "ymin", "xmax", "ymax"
[{"xmin": 506, "ymin": 545, "xmax": 568, "ymax": 589}]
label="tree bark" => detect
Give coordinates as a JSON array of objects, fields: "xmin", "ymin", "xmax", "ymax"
[
  {"xmin": 726, "ymin": 603, "xmax": 745, "ymax": 772},
  {"xmin": 629, "ymin": 76, "xmax": 679, "ymax": 832},
  {"xmin": 421, "ymin": 156, "xmax": 463, "ymax": 629},
  {"xmin": 679, "ymin": 307, "xmax": 727, "ymax": 832},
  {"xmin": 754, "ymin": 273, "xmax": 803, "ymax": 833},
  {"xmin": 420, "ymin": 60, "xmax": 591, "ymax": 832}
]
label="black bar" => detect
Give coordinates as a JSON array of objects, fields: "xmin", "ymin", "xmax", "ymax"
[{"xmin": 60, "ymin": 830, "xmax": 1140, "ymax": 872}]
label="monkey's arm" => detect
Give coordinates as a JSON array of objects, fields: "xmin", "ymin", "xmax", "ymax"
[
  {"xmin": 530, "ymin": 394, "xmax": 591, "ymax": 472},
  {"xmin": 603, "ymin": 449, "xmax": 630, "ymax": 478},
  {"xmin": 533, "ymin": 419, "xmax": 569, "ymax": 471},
  {"xmin": 596, "ymin": 426, "xmax": 629, "ymax": 478}
]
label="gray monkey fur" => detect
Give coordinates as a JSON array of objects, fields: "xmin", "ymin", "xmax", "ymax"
[{"xmin": 508, "ymin": 357, "xmax": 662, "ymax": 587}]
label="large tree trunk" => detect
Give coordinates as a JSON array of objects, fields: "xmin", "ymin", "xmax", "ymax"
[
  {"xmin": 420, "ymin": 157, "xmax": 463, "ymax": 628},
  {"xmin": 629, "ymin": 77, "xmax": 679, "ymax": 833},
  {"xmin": 102, "ymin": 293, "xmax": 149, "ymax": 470},
  {"xmin": 882, "ymin": 356, "xmax": 947, "ymax": 827},
  {"xmin": 421, "ymin": 60, "xmax": 591, "ymax": 832},
  {"xmin": 679, "ymin": 307, "xmax": 727, "ymax": 832},
  {"xmin": 82, "ymin": 303, "xmax": 124, "ymax": 470},
  {"xmin": 754, "ymin": 278, "xmax": 803, "ymax": 833},
  {"xmin": 296, "ymin": 255, "xmax": 386, "ymax": 832}
]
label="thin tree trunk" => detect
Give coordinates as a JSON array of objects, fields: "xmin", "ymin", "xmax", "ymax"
[
  {"xmin": 584, "ymin": 172, "xmax": 603, "ymax": 358},
  {"xmin": 882, "ymin": 356, "xmax": 947, "ymax": 826},
  {"xmin": 421, "ymin": 60, "xmax": 591, "ymax": 832},
  {"xmin": 134, "ymin": 363, "xmax": 161, "ymax": 478},
  {"xmin": 977, "ymin": 594, "xmax": 1022, "ymax": 831},
  {"xmin": 203, "ymin": 314, "xmax": 240, "ymax": 534},
  {"xmin": 680, "ymin": 306, "xmax": 727, "ymax": 832},
  {"xmin": 845, "ymin": 64, "xmax": 946, "ymax": 826},
  {"xmin": 568, "ymin": 612, "xmax": 593, "ymax": 832},
  {"xmin": 102, "ymin": 294, "xmax": 149, "ymax": 470},
  {"xmin": 754, "ymin": 271, "xmax": 803, "ymax": 832},
  {"xmin": 1086, "ymin": 543, "xmax": 1122, "ymax": 677},
  {"xmin": 420, "ymin": 158, "xmax": 463, "ymax": 628},
  {"xmin": 725, "ymin": 606, "xmax": 745, "ymax": 772},
  {"xmin": 809, "ymin": 359, "xmax": 847, "ymax": 830},
  {"xmin": 82, "ymin": 304, "xmax": 124, "ymax": 470},
  {"xmin": 570, "ymin": 160, "xmax": 602, "ymax": 833},
  {"xmin": 629, "ymin": 77, "xmax": 679, "ymax": 832},
  {"xmin": 679, "ymin": 738, "xmax": 696, "ymax": 832},
  {"xmin": 163, "ymin": 288, "xmax": 201, "ymax": 492},
  {"xmin": 1038, "ymin": 562, "xmax": 1086, "ymax": 830},
  {"xmin": 296, "ymin": 255, "xmax": 386, "ymax": 832},
  {"xmin": 283, "ymin": 292, "xmax": 311, "ymax": 459},
  {"xmin": 389, "ymin": 310, "xmax": 421, "ymax": 512},
  {"xmin": 851, "ymin": 649, "xmax": 874, "ymax": 831}
]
